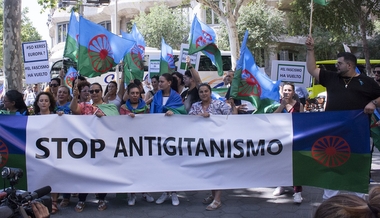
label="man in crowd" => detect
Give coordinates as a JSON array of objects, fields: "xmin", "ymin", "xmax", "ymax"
[
  {"xmin": 24, "ymin": 84, "xmax": 39, "ymax": 106},
  {"xmin": 373, "ymin": 65, "xmax": 380, "ymax": 86},
  {"xmin": 182, "ymin": 56, "xmax": 202, "ymax": 112},
  {"xmin": 305, "ymin": 35, "xmax": 380, "ymax": 200}
]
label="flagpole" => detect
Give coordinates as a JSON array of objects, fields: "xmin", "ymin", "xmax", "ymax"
[{"xmin": 309, "ymin": 0, "xmax": 314, "ymax": 35}]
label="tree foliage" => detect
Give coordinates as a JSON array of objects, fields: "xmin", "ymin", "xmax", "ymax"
[
  {"xmin": 0, "ymin": 1, "xmax": 41, "ymax": 69},
  {"xmin": 197, "ymin": 0, "xmax": 249, "ymax": 69},
  {"xmin": 288, "ymin": 0, "xmax": 380, "ymax": 73},
  {"xmin": 217, "ymin": 0, "xmax": 286, "ymax": 66},
  {"xmin": 132, "ymin": 3, "xmax": 189, "ymax": 50}
]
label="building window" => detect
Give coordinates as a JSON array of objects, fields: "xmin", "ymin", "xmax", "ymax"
[
  {"xmin": 57, "ymin": 22, "xmax": 68, "ymax": 43},
  {"xmin": 98, "ymin": 21, "xmax": 111, "ymax": 31},
  {"xmin": 205, "ymin": 2, "xmax": 219, "ymax": 25}
]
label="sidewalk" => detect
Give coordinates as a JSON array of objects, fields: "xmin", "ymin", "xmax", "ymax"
[{"xmin": 52, "ymin": 150, "xmax": 380, "ymax": 218}]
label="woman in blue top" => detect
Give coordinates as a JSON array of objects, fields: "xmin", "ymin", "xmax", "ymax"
[{"xmin": 150, "ymin": 73, "xmax": 187, "ymax": 115}]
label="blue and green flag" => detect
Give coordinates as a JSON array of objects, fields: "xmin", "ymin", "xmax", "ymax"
[
  {"xmin": 159, "ymin": 38, "xmax": 175, "ymax": 75},
  {"xmin": 64, "ymin": 66, "xmax": 78, "ymax": 89},
  {"xmin": 63, "ymin": 11, "xmax": 79, "ymax": 63},
  {"xmin": 231, "ymin": 30, "xmax": 281, "ymax": 113},
  {"xmin": 188, "ymin": 15, "xmax": 223, "ymax": 76},
  {"xmin": 78, "ymin": 16, "xmax": 135, "ymax": 78},
  {"xmin": 293, "ymin": 110, "xmax": 371, "ymax": 193},
  {"xmin": 121, "ymin": 29, "xmax": 144, "ymax": 82}
]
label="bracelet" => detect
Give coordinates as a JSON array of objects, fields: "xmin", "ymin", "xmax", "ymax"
[
  {"xmin": 188, "ymin": 66, "xmax": 193, "ymax": 69},
  {"xmin": 307, "ymin": 48, "xmax": 314, "ymax": 51}
]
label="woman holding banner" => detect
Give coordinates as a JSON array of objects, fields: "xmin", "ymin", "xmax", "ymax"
[
  {"xmin": 70, "ymin": 82, "xmax": 119, "ymax": 212},
  {"xmin": 273, "ymin": 82, "xmax": 304, "ymax": 203},
  {"xmin": 32, "ymin": 91, "xmax": 60, "ymax": 214},
  {"xmin": 150, "ymin": 73, "xmax": 186, "ymax": 206},
  {"xmin": 120, "ymin": 83, "xmax": 155, "ymax": 205},
  {"xmin": 188, "ymin": 83, "xmax": 236, "ymax": 211}
]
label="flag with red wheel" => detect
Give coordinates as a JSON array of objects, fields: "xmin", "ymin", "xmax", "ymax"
[
  {"xmin": 63, "ymin": 10, "xmax": 79, "ymax": 63},
  {"xmin": 159, "ymin": 38, "xmax": 175, "ymax": 75},
  {"xmin": 231, "ymin": 30, "xmax": 281, "ymax": 113},
  {"xmin": 78, "ymin": 16, "xmax": 135, "ymax": 78},
  {"xmin": 188, "ymin": 15, "xmax": 223, "ymax": 76},
  {"xmin": 293, "ymin": 110, "xmax": 371, "ymax": 193},
  {"xmin": 121, "ymin": 30, "xmax": 144, "ymax": 82}
]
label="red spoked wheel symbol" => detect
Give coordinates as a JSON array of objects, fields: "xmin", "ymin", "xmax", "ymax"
[
  {"xmin": 311, "ymin": 136, "xmax": 351, "ymax": 168},
  {"xmin": 202, "ymin": 30, "xmax": 213, "ymax": 42},
  {"xmin": 88, "ymin": 34, "xmax": 114, "ymax": 73},
  {"xmin": 238, "ymin": 69, "xmax": 261, "ymax": 97},
  {"xmin": 195, "ymin": 36, "xmax": 206, "ymax": 48},
  {"xmin": 131, "ymin": 45, "xmax": 144, "ymax": 70},
  {"xmin": 137, "ymin": 45, "xmax": 145, "ymax": 59},
  {"xmin": 0, "ymin": 139, "xmax": 9, "ymax": 168},
  {"xmin": 167, "ymin": 53, "xmax": 175, "ymax": 69}
]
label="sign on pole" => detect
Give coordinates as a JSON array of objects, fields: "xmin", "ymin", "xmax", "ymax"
[
  {"xmin": 270, "ymin": 60, "xmax": 311, "ymax": 88},
  {"xmin": 22, "ymin": 40, "xmax": 51, "ymax": 84},
  {"xmin": 178, "ymin": 44, "xmax": 201, "ymax": 74},
  {"xmin": 148, "ymin": 56, "xmax": 161, "ymax": 79}
]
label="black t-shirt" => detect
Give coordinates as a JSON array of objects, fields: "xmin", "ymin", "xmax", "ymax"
[
  {"xmin": 182, "ymin": 87, "xmax": 200, "ymax": 112},
  {"xmin": 319, "ymin": 69, "xmax": 380, "ymax": 111}
]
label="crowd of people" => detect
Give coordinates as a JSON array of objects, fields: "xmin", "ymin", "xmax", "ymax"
[{"xmin": 1, "ymin": 37, "xmax": 380, "ymax": 217}]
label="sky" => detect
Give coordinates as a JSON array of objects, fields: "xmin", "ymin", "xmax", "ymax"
[{"xmin": 21, "ymin": 0, "xmax": 50, "ymax": 48}]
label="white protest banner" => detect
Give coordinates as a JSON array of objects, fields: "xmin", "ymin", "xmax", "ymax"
[
  {"xmin": 178, "ymin": 44, "xmax": 201, "ymax": 74},
  {"xmin": 26, "ymin": 114, "xmax": 293, "ymax": 193},
  {"xmin": 271, "ymin": 61, "xmax": 311, "ymax": 88},
  {"xmin": 24, "ymin": 61, "xmax": 51, "ymax": 84},
  {"xmin": 0, "ymin": 111, "xmax": 367, "ymax": 193}
]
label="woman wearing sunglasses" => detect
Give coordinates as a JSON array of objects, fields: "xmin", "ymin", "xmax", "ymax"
[
  {"xmin": 70, "ymin": 82, "xmax": 118, "ymax": 212},
  {"xmin": 48, "ymin": 78, "xmax": 61, "ymax": 100}
]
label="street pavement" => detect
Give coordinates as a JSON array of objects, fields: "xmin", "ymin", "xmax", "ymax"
[{"xmin": 52, "ymin": 150, "xmax": 380, "ymax": 218}]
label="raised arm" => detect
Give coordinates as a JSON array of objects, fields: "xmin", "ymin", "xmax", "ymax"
[
  {"xmin": 70, "ymin": 82, "xmax": 81, "ymax": 115},
  {"xmin": 186, "ymin": 56, "xmax": 202, "ymax": 86},
  {"xmin": 305, "ymin": 35, "xmax": 320, "ymax": 80},
  {"xmin": 117, "ymin": 64, "xmax": 125, "ymax": 100}
]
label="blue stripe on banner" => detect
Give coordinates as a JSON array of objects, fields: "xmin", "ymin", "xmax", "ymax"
[
  {"xmin": 292, "ymin": 110, "xmax": 370, "ymax": 154},
  {"xmin": 0, "ymin": 115, "xmax": 27, "ymax": 155}
]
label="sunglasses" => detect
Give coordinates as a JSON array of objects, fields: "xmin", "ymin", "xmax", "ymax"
[
  {"xmin": 374, "ymin": 71, "xmax": 380, "ymax": 75},
  {"xmin": 89, "ymin": 89, "xmax": 101, "ymax": 94},
  {"xmin": 50, "ymin": 84, "xmax": 59, "ymax": 87}
]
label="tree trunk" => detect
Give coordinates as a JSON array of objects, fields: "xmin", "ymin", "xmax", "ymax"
[
  {"xmin": 3, "ymin": 0, "xmax": 23, "ymax": 93},
  {"xmin": 226, "ymin": 15, "xmax": 239, "ymax": 70}
]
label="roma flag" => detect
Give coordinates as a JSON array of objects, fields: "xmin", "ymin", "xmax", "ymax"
[
  {"xmin": 231, "ymin": 30, "xmax": 281, "ymax": 113},
  {"xmin": 121, "ymin": 31, "xmax": 144, "ymax": 82},
  {"xmin": 293, "ymin": 110, "xmax": 371, "ymax": 193},
  {"xmin": 64, "ymin": 66, "xmax": 78, "ymax": 89},
  {"xmin": 78, "ymin": 16, "xmax": 135, "ymax": 77},
  {"xmin": 63, "ymin": 11, "xmax": 79, "ymax": 63},
  {"xmin": 188, "ymin": 15, "xmax": 223, "ymax": 76},
  {"xmin": 0, "ymin": 115, "xmax": 28, "ymax": 190},
  {"xmin": 159, "ymin": 38, "xmax": 175, "ymax": 75},
  {"xmin": 131, "ymin": 24, "xmax": 146, "ymax": 59}
]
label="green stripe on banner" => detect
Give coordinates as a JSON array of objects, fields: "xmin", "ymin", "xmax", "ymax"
[
  {"xmin": 0, "ymin": 154, "xmax": 27, "ymax": 190},
  {"xmin": 293, "ymin": 151, "xmax": 370, "ymax": 193}
]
